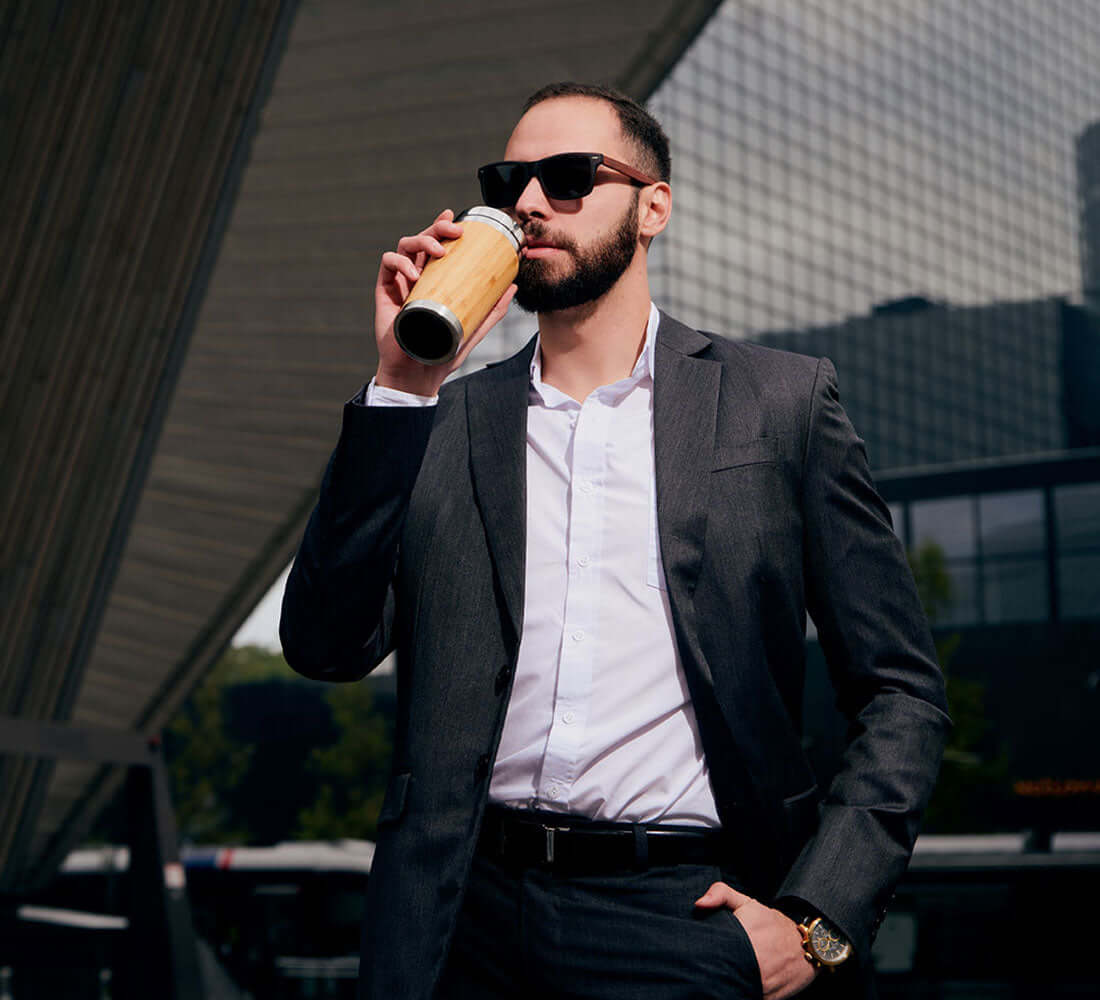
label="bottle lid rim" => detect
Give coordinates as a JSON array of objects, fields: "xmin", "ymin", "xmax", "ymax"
[{"xmin": 457, "ymin": 206, "xmax": 525, "ymax": 250}]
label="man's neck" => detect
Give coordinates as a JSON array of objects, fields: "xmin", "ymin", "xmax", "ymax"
[{"xmin": 536, "ymin": 266, "xmax": 652, "ymax": 403}]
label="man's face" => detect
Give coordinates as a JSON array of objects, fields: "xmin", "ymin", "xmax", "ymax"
[
  {"xmin": 513, "ymin": 190, "xmax": 639, "ymax": 313},
  {"xmin": 500, "ymin": 98, "xmax": 647, "ymax": 314}
]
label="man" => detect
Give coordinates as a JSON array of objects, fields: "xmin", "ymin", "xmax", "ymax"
[{"xmin": 280, "ymin": 83, "xmax": 950, "ymax": 999}]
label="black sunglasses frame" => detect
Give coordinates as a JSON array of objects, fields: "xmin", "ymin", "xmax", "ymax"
[{"xmin": 477, "ymin": 152, "xmax": 659, "ymax": 209}]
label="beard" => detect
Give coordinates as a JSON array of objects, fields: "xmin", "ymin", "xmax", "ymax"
[{"xmin": 514, "ymin": 195, "xmax": 639, "ymax": 314}]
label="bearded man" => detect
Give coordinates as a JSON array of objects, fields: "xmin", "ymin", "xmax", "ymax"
[{"xmin": 280, "ymin": 82, "xmax": 950, "ymax": 1000}]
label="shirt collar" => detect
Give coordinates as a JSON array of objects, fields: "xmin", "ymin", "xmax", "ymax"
[{"xmin": 529, "ymin": 301, "xmax": 661, "ymax": 401}]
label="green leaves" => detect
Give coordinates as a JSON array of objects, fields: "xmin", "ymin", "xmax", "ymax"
[{"xmin": 164, "ymin": 646, "xmax": 393, "ymax": 844}]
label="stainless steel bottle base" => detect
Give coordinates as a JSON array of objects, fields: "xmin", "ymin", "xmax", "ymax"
[{"xmin": 393, "ymin": 300, "xmax": 463, "ymax": 365}]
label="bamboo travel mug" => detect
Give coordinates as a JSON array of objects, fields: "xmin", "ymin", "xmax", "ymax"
[{"xmin": 393, "ymin": 206, "xmax": 526, "ymax": 365}]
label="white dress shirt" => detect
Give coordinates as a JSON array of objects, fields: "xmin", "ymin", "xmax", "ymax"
[{"xmin": 366, "ymin": 303, "xmax": 720, "ymax": 827}]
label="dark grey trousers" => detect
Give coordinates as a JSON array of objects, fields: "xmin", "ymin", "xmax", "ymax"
[{"xmin": 436, "ymin": 852, "xmax": 764, "ymax": 999}]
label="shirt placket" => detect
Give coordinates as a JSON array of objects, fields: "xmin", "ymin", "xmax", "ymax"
[{"xmin": 535, "ymin": 395, "xmax": 610, "ymax": 810}]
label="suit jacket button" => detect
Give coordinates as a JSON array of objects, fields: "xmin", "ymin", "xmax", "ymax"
[
  {"xmin": 474, "ymin": 753, "xmax": 491, "ymax": 780},
  {"xmin": 494, "ymin": 665, "xmax": 512, "ymax": 695}
]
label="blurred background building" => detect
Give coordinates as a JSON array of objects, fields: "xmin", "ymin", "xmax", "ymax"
[{"xmin": 3, "ymin": 1, "xmax": 1099, "ymax": 997}]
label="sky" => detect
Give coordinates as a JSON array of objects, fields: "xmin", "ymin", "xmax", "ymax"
[{"xmin": 232, "ymin": 566, "xmax": 289, "ymax": 649}]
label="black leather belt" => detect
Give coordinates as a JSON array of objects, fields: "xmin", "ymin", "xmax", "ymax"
[{"xmin": 478, "ymin": 804, "xmax": 727, "ymax": 873}]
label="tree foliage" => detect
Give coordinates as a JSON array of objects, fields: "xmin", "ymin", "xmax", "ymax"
[
  {"xmin": 164, "ymin": 645, "xmax": 393, "ymax": 844},
  {"xmin": 906, "ymin": 541, "xmax": 1010, "ymax": 832},
  {"xmin": 296, "ymin": 680, "xmax": 392, "ymax": 840}
]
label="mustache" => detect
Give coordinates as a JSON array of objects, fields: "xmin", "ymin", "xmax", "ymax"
[{"xmin": 521, "ymin": 222, "xmax": 577, "ymax": 253}]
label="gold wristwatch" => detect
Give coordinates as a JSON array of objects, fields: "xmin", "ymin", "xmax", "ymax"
[{"xmin": 796, "ymin": 915, "xmax": 852, "ymax": 970}]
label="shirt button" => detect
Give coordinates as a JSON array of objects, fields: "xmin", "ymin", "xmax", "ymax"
[
  {"xmin": 577, "ymin": 554, "xmax": 590, "ymax": 567},
  {"xmin": 545, "ymin": 786, "xmax": 561, "ymax": 801},
  {"xmin": 562, "ymin": 711, "xmax": 576, "ymax": 725},
  {"xmin": 580, "ymin": 480, "xmax": 595, "ymax": 494},
  {"xmin": 571, "ymin": 629, "xmax": 585, "ymax": 642}
]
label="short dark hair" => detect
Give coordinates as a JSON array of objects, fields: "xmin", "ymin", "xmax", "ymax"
[{"xmin": 522, "ymin": 82, "xmax": 671, "ymax": 183}]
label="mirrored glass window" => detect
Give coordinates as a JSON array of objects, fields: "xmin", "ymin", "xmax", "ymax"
[
  {"xmin": 910, "ymin": 496, "xmax": 978, "ymax": 625},
  {"xmin": 936, "ymin": 562, "xmax": 979, "ymax": 628},
  {"xmin": 983, "ymin": 558, "xmax": 1049, "ymax": 624},
  {"xmin": 911, "ymin": 497, "xmax": 975, "ymax": 558},
  {"xmin": 1055, "ymin": 482, "xmax": 1100, "ymax": 620},
  {"xmin": 1059, "ymin": 554, "xmax": 1100, "ymax": 621},
  {"xmin": 979, "ymin": 491, "xmax": 1045, "ymax": 557},
  {"xmin": 1055, "ymin": 483, "xmax": 1100, "ymax": 551}
]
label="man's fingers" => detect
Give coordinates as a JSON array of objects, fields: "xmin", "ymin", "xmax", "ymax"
[
  {"xmin": 432, "ymin": 220, "xmax": 464, "ymax": 240},
  {"xmin": 380, "ymin": 210, "xmax": 465, "ymax": 295},
  {"xmin": 388, "ymin": 222, "xmax": 462, "ymax": 280},
  {"xmin": 397, "ymin": 233, "xmax": 448, "ymax": 259},
  {"xmin": 694, "ymin": 882, "xmax": 752, "ymax": 910},
  {"xmin": 380, "ymin": 251, "xmax": 421, "ymax": 286},
  {"xmin": 431, "ymin": 207, "xmax": 463, "ymax": 238}
]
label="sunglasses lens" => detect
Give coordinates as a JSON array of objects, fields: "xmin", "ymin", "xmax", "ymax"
[
  {"xmin": 478, "ymin": 155, "xmax": 598, "ymax": 207},
  {"xmin": 540, "ymin": 154, "xmax": 596, "ymax": 200},
  {"xmin": 479, "ymin": 163, "xmax": 528, "ymax": 208}
]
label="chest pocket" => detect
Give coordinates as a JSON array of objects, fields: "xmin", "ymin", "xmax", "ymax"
[{"xmin": 711, "ymin": 436, "xmax": 783, "ymax": 471}]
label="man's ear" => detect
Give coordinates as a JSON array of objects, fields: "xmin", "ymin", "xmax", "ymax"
[{"xmin": 638, "ymin": 181, "xmax": 672, "ymax": 241}]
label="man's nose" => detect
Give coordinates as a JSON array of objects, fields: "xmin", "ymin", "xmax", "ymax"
[{"xmin": 513, "ymin": 174, "xmax": 550, "ymax": 222}]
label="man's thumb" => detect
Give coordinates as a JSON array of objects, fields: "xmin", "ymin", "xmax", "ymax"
[{"xmin": 694, "ymin": 882, "xmax": 750, "ymax": 909}]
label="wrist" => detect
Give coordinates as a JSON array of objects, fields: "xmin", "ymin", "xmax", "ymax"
[{"xmin": 374, "ymin": 366, "xmax": 445, "ymax": 398}]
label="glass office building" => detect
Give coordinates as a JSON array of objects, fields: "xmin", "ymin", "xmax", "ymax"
[
  {"xmin": 753, "ymin": 298, "xmax": 1100, "ymax": 471},
  {"xmin": 878, "ymin": 456, "xmax": 1100, "ymax": 629},
  {"xmin": 646, "ymin": 0, "xmax": 1100, "ymax": 337}
]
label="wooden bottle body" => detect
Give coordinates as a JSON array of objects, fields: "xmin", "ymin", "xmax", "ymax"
[{"xmin": 395, "ymin": 216, "xmax": 521, "ymax": 363}]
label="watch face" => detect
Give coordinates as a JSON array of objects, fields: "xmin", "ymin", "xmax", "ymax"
[{"xmin": 809, "ymin": 918, "xmax": 852, "ymax": 965}]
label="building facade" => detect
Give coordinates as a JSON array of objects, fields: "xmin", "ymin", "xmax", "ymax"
[{"xmin": 751, "ymin": 297, "xmax": 1100, "ymax": 472}]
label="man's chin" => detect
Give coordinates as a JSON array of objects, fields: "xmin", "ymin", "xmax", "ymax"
[
  {"xmin": 514, "ymin": 266, "xmax": 576, "ymax": 314},
  {"xmin": 513, "ymin": 285, "xmax": 555, "ymax": 313}
]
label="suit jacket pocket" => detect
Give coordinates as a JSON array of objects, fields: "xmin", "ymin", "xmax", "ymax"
[
  {"xmin": 377, "ymin": 771, "xmax": 411, "ymax": 827},
  {"xmin": 712, "ymin": 437, "xmax": 783, "ymax": 471}
]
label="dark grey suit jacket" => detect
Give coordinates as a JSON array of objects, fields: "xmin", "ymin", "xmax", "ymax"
[{"xmin": 280, "ymin": 311, "xmax": 951, "ymax": 1000}]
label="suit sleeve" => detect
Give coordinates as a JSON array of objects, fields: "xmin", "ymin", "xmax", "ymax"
[
  {"xmin": 775, "ymin": 357, "xmax": 952, "ymax": 962},
  {"xmin": 279, "ymin": 397, "xmax": 436, "ymax": 681}
]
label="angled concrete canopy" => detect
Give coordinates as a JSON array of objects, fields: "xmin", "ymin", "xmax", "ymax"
[{"xmin": 1, "ymin": 0, "xmax": 722, "ymax": 892}]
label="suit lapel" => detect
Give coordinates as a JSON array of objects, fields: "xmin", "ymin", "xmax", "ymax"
[
  {"xmin": 654, "ymin": 314, "xmax": 786, "ymax": 856},
  {"xmin": 653, "ymin": 312, "xmax": 720, "ymax": 623},
  {"xmin": 466, "ymin": 338, "xmax": 536, "ymax": 646}
]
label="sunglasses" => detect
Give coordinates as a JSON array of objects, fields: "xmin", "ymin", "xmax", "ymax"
[{"xmin": 477, "ymin": 152, "xmax": 658, "ymax": 209}]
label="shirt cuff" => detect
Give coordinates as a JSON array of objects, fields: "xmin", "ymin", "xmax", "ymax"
[{"xmin": 351, "ymin": 377, "xmax": 439, "ymax": 407}]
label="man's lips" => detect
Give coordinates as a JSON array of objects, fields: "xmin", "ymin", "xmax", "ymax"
[{"xmin": 522, "ymin": 241, "xmax": 563, "ymax": 258}]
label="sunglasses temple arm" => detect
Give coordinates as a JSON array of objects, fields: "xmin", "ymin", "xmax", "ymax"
[{"xmin": 601, "ymin": 155, "xmax": 658, "ymax": 186}]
